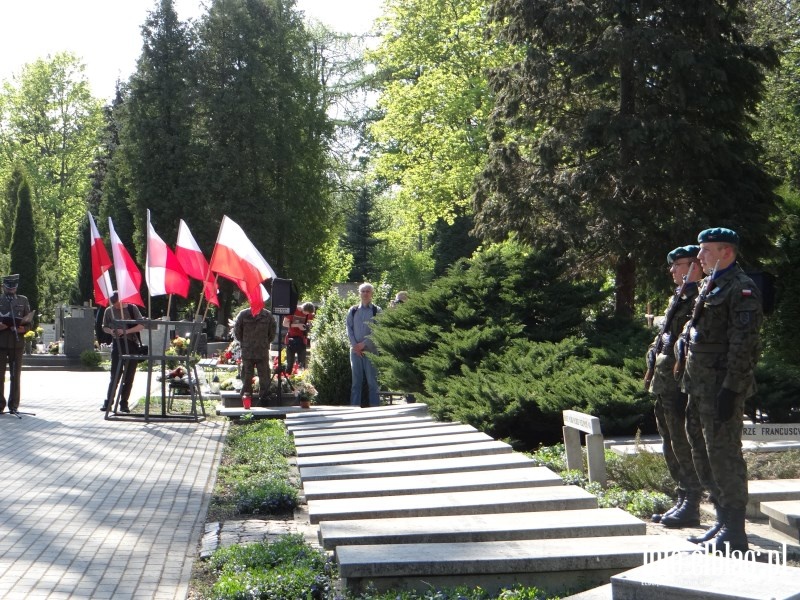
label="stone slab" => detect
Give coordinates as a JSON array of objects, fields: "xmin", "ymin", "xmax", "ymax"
[
  {"xmin": 608, "ymin": 440, "xmax": 800, "ymax": 456},
  {"xmin": 303, "ymin": 466, "xmax": 563, "ymax": 500},
  {"xmin": 295, "ymin": 431, "xmax": 495, "ymax": 457},
  {"xmin": 611, "ymin": 551, "xmax": 800, "ymax": 600},
  {"xmin": 337, "ymin": 535, "xmax": 697, "ymax": 595},
  {"xmin": 307, "ymin": 485, "xmax": 597, "ymax": 523},
  {"xmin": 299, "ymin": 452, "xmax": 536, "ymax": 481},
  {"xmin": 761, "ymin": 501, "xmax": 800, "ymax": 542},
  {"xmin": 318, "ymin": 507, "xmax": 645, "ymax": 549},
  {"xmin": 747, "ymin": 479, "xmax": 800, "ymax": 518},
  {"xmin": 290, "ymin": 416, "xmax": 435, "ymax": 435},
  {"xmin": 285, "ymin": 404, "xmax": 429, "ymax": 429},
  {"xmin": 295, "ymin": 440, "xmax": 513, "ymax": 468},
  {"xmin": 561, "ymin": 585, "xmax": 613, "ymax": 600},
  {"xmin": 293, "ymin": 423, "xmax": 477, "ymax": 447}
]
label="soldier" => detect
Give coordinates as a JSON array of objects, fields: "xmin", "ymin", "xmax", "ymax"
[
  {"xmin": 647, "ymin": 246, "xmax": 704, "ymax": 527},
  {"xmin": 0, "ymin": 274, "xmax": 31, "ymax": 414},
  {"xmin": 234, "ymin": 304, "xmax": 276, "ymax": 406},
  {"xmin": 683, "ymin": 227, "xmax": 762, "ymax": 553}
]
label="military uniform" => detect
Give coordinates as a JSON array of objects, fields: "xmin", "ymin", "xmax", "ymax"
[
  {"xmin": 234, "ymin": 308, "xmax": 277, "ymax": 404},
  {"xmin": 682, "ymin": 227, "xmax": 763, "ymax": 552},
  {"xmin": 651, "ymin": 282, "xmax": 702, "ymax": 497},
  {"xmin": 0, "ymin": 275, "xmax": 31, "ymax": 413}
]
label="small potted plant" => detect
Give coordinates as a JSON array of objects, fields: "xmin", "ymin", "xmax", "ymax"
[
  {"xmin": 24, "ymin": 330, "xmax": 36, "ymax": 354},
  {"xmin": 293, "ymin": 379, "xmax": 317, "ymax": 409}
]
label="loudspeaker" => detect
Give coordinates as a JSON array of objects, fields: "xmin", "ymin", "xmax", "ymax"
[{"xmin": 271, "ymin": 278, "xmax": 297, "ymax": 315}]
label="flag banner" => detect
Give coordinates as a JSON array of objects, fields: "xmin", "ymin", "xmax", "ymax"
[
  {"xmin": 209, "ymin": 216, "xmax": 277, "ymax": 315},
  {"xmin": 146, "ymin": 210, "xmax": 189, "ymax": 298},
  {"xmin": 88, "ymin": 212, "xmax": 113, "ymax": 307},
  {"xmin": 175, "ymin": 219, "xmax": 219, "ymax": 306},
  {"xmin": 108, "ymin": 217, "xmax": 144, "ymax": 307}
]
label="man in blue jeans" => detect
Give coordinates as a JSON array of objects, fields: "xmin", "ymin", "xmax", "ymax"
[{"xmin": 346, "ymin": 283, "xmax": 382, "ymax": 407}]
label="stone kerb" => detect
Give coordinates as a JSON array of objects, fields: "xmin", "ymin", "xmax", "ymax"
[{"xmin": 563, "ymin": 410, "xmax": 606, "ymax": 487}]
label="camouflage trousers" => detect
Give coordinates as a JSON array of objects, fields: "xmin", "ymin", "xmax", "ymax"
[
  {"xmin": 654, "ymin": 388, "xmax": 701, "ymax": 494},
  {"xmin": 685, "ymin": 391, "xmax": 749, "ymax": 510}
]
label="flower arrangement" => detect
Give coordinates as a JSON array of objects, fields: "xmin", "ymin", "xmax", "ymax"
[
  {"xmin": 218, "ymin": 340, "xmax": 241, "ymax": 365},
  {"xmin": 171, "ymin": 336, "xmax": 189, "ymax": 354},
  {"xmin": 292, "ymin": 372, "xmax": 317, "ymax": 405},
  {"xmin": 48, "ymin": 341, "xmax": 60, "ymax": 355},
  {"xmin": 24, "ymin": 330, "xmax": 36, "ymax": 341}
]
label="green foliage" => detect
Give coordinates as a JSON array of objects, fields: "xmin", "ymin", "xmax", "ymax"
[
  {"xmin": 211, "ymin": 420, "xmax": 299, "ymax": 518},
  {"xmin": 80, "ymin": 350, "xmax": 103, "ymax": 369},
  {"xmin": 748, "ymin": 355, "xmax": 800, "ymax": 422},
  {"xmin": 474, "ymin": 0, "xmax": 781, "ymax": 318},
  {"xmin": 605, "ymin": 448, "xmax": 674, "ymax": 496},
  {"xmin": 208, "ymin": 534, "xmax": 333, "ymax": 600},
  {"xmin": 9, "ymin": 175, "xmax": 38, "ymax": 314},
  {"xmin": 526, "ymin": 444, "xmax": 566, "ymax": 473},
  {"xmin": 351, "ymin": 585, "xmax": 555, "ymax": 600},
  {"xmin": 309, "ymin": 289, "xmax": 355, "ymax": 405},
  {"xmin": 584, "ymin": 482, "xmax": 672, "ymax": 521},
  {"xmin": 371, "ymin": 240, "xmax": 604, "ymax": 395}
]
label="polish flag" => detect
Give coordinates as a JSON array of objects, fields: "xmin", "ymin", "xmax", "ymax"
[
  {"xmin": 146, "ymin": 210, "xmax": 189, "ymax": 298},
  {"xmin": 209, "ymin": 216, "xmax": 277, "ymax": 314},
  {"xmin": 175, "ymin": 220, "xmax": 219, "ymax": 307},
  {"xmin": 88, "ymin": 212, "xmax": 113, "ymax": 307},
  {"xmin": 108, "ymin": 217, "xmax": 144, "ymax": 307}
]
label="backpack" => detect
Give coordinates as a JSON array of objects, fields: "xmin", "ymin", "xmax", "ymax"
[{"xmin": 349, "ymin": 304, "xmax": 378, "ymax": 320}]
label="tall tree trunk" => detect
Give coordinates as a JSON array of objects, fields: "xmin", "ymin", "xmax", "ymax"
[{"xmin": 615, "ymin": 254, "xmax": 635, "ymax": 320}]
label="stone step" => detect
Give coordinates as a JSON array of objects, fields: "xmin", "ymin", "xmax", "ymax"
[
  {"xmin": 336, "ymin": 535, "xmax": 697, "ymax": 596},
  {"xmin": 291, "ymin": 416, "xmax": 435, "ymax": 436},
  {"xmin": 299, "ymin": 452, "xmax": 536, "ymax": 481},
  {"xmin": 307, "ymin": 485, "xmax": 597, "ymax": 524},
  {"xmin": 295, "ymin": 431, "xmax": 495, "ymax": 457},
  {"xmin": 747, "ymin": 479, "xmax": 800, "ymax": 518},
  {"xmin": 611, "ymin": 551, "xmax": 800, "ymax": 599},
  {"xmin": 293, "ymin": 423, "xmax": 477, "ymax": 447},
  {"xmin": 285, "ymin": 403, "xmax": 429, "ymax": 429},
  {"xmin": 303, "ymin": 466, "xmax": 563, "ymax": 500},
  {"xmin": 295, "ymin": 440, "xmax": 513, "ymax": 468},
  {"xmin": 318, "ymin": 507, "xmax": 644, "ymax": 549},
  {"xmin": 761, "ymin": 500, "xmax": 800, "ymax": 542},
  {"xmin": 561, "ymin": 585, "xmax": 613, "ymax": 600}
]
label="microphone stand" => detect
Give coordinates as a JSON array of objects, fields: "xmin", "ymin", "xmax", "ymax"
[{"xmin": 6, "ymin": 293, "xmax": 34, "ymax": 418}]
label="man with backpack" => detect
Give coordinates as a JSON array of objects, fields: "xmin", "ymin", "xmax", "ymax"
[{"xmin": 346, "ymin": 283, "xmax": 382, "ymax": 407}]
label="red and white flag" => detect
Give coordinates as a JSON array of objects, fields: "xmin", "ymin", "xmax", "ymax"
[
  {"xmin": 175, "ymin": 219, "xmax": 219, "ymax": 307},
  {"xmin": 209, "ymin": 216, "xmax": 277, "ymax": 314},
  {"xmin": 88, "ymin": 212, "xmax": 113, "ymax": 307},
  {"xmin": 146, "ymin": 210, "xmax": 189, "ymax": 298},
  {"xmin": 108, "ymin": 217, "xmax": 144, "ymax": 307}
]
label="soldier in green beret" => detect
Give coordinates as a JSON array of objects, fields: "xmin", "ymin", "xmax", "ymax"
[
  {"xmin": 648, "ymin": 246, "xmax": 704, "ymax": 527},
  {"xmin": 682, "ymin": 227, "xmax": 762, "ymax": 553},
  {"xmin": 0, "ymin": 274, "xmax": 32, "ymax": 415}
]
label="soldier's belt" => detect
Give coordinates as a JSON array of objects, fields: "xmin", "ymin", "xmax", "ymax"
[{"xmin": 688, "ymin": 342, "xmax": 729, "ymax": 353}]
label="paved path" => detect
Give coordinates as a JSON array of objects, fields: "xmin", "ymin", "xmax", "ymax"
[{"xmin": 0, "ymin": 369, "xmax": 226, "ymax": 599}]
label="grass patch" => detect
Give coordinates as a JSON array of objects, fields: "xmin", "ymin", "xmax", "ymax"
[{"xmin": 208, "ymin": 419, "xmax": 299, "ymax": 521}]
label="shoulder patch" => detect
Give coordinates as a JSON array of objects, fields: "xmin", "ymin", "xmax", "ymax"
[{"xmin": 741, "ymin": 289, "xmax": 752, "ymax": 297}]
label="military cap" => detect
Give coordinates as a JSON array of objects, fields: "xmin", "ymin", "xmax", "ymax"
[
  {"xmin": 698, "ymin": 227, "xmax": 739, "ymax": 246},
  {"xmin": 667, "ymin": 245, "xmax": 700, "ymax": 265},
  {"xmin": 2, "ymin": 274, "xmax": 19, "ymax": 288}
]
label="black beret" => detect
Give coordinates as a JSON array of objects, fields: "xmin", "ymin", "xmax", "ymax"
[
  {"xmin": 2, "ymin": 274, "xmax": 19, "ymax": 287},
  {"xmin": 698, "ymin": 227, "xmax": 739, "ymax": 246},
  {"xmin": 667, "ymin": 245, "xmax": 700, "ymax": 265}
]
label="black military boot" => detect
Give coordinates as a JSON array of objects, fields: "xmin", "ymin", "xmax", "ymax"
[
  {"xmin": 688, "ymin": 500, "xmax": 724, "ymax": 544},
  {"xmin": 652, "ymin": 489, "xmax": 685, "ymax": 523},
  {"xmin": 660, "ymin": 491, "xmax": 701, "ymax": 528},
  {"xmin": 706, "ymin": 507, "xmax": 748, "ymax": 554}
]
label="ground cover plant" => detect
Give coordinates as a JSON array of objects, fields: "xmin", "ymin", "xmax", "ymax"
[{"xmin": 208, "ymin": 417, "xmax": 299, "ymax": 520}]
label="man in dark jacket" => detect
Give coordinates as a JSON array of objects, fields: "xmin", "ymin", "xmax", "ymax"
[
  {"xmin": 0, "ymin": 274, "xmax": 31, "ymax": 414},
  {"xmin": 234, "ymin": 305, "xmax": 276, "ymax": 405}
]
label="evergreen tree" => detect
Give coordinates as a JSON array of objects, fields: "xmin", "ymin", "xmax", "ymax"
[
  {"xmin": 1, "ymin": 168, "xmax": 23, "ymax": 255},
  {"xmin": 474, "ymin": 0, "xmax": 780, "ymax": 318},
  {"xmin": 9, "ymin": 176, "xmax": 38, "ymax": 315},
  {"xmin": 343, "ymin": 187, "xmax": 383, "ymax": 281},
  {"xmin": 69, "ymin": 216, "xmax": 92, "ymax": 306}
]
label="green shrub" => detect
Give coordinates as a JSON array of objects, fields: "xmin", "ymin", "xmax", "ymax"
[
  {"xmin": 80, "ymin": 349, "xmax": 103, "ymax": 368},
  {"xmin": 748, "ymin": 355, "xmax": 800, "ymax": 422},
  {"xmin": 351, "ymin": 584, "xmax": 555, "ymax": 599},
  {"xmin": 605, "ymin": 447, "xmax": 673, "ymax": 496},
  {"xmin": 585, "ymin": 482, "xmax": 671, "ymax": 519},
  {"xmin": 209, "ymin": 534, "xmax": 333, "ymax": 600},
  {"xmin": 235, "ymin": 474, "xmax": 298, "ymax": 514},
  {"xmin": 309, "ymin": 289, "xmax": 355, "ymax": 405}
]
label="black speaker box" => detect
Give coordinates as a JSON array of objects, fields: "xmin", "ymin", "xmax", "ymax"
[{"xmin": 271, "ymin": 278, "xmax": 297, "ymax": 315}]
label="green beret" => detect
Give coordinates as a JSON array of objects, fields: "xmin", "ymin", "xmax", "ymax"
[
  {"xmin": 667, "ymin": 245, "xmax": 700, "ymax": 265},
  {"xmin": 698, "ymin": 227, "xmax": 739, "ymax": 246},
  {"xmin": 2, "ymin": 274, "xmax": 19, "ymax": 288}
]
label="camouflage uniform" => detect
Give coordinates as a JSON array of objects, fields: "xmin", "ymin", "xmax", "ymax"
[
  {"xmin": 650, "ymin": 283, "xmax": 701, "ymax": 496},
  {"xmin": 683, "ymin": 264, "xmax": 762, "ymax": 511},
  {"xmin": 234, "ymin": 308, "xmax": 277, "ymax": 403},
  {"xmin": 0, "ymin": 291, "xmax": 31, "ymax": 413}
]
